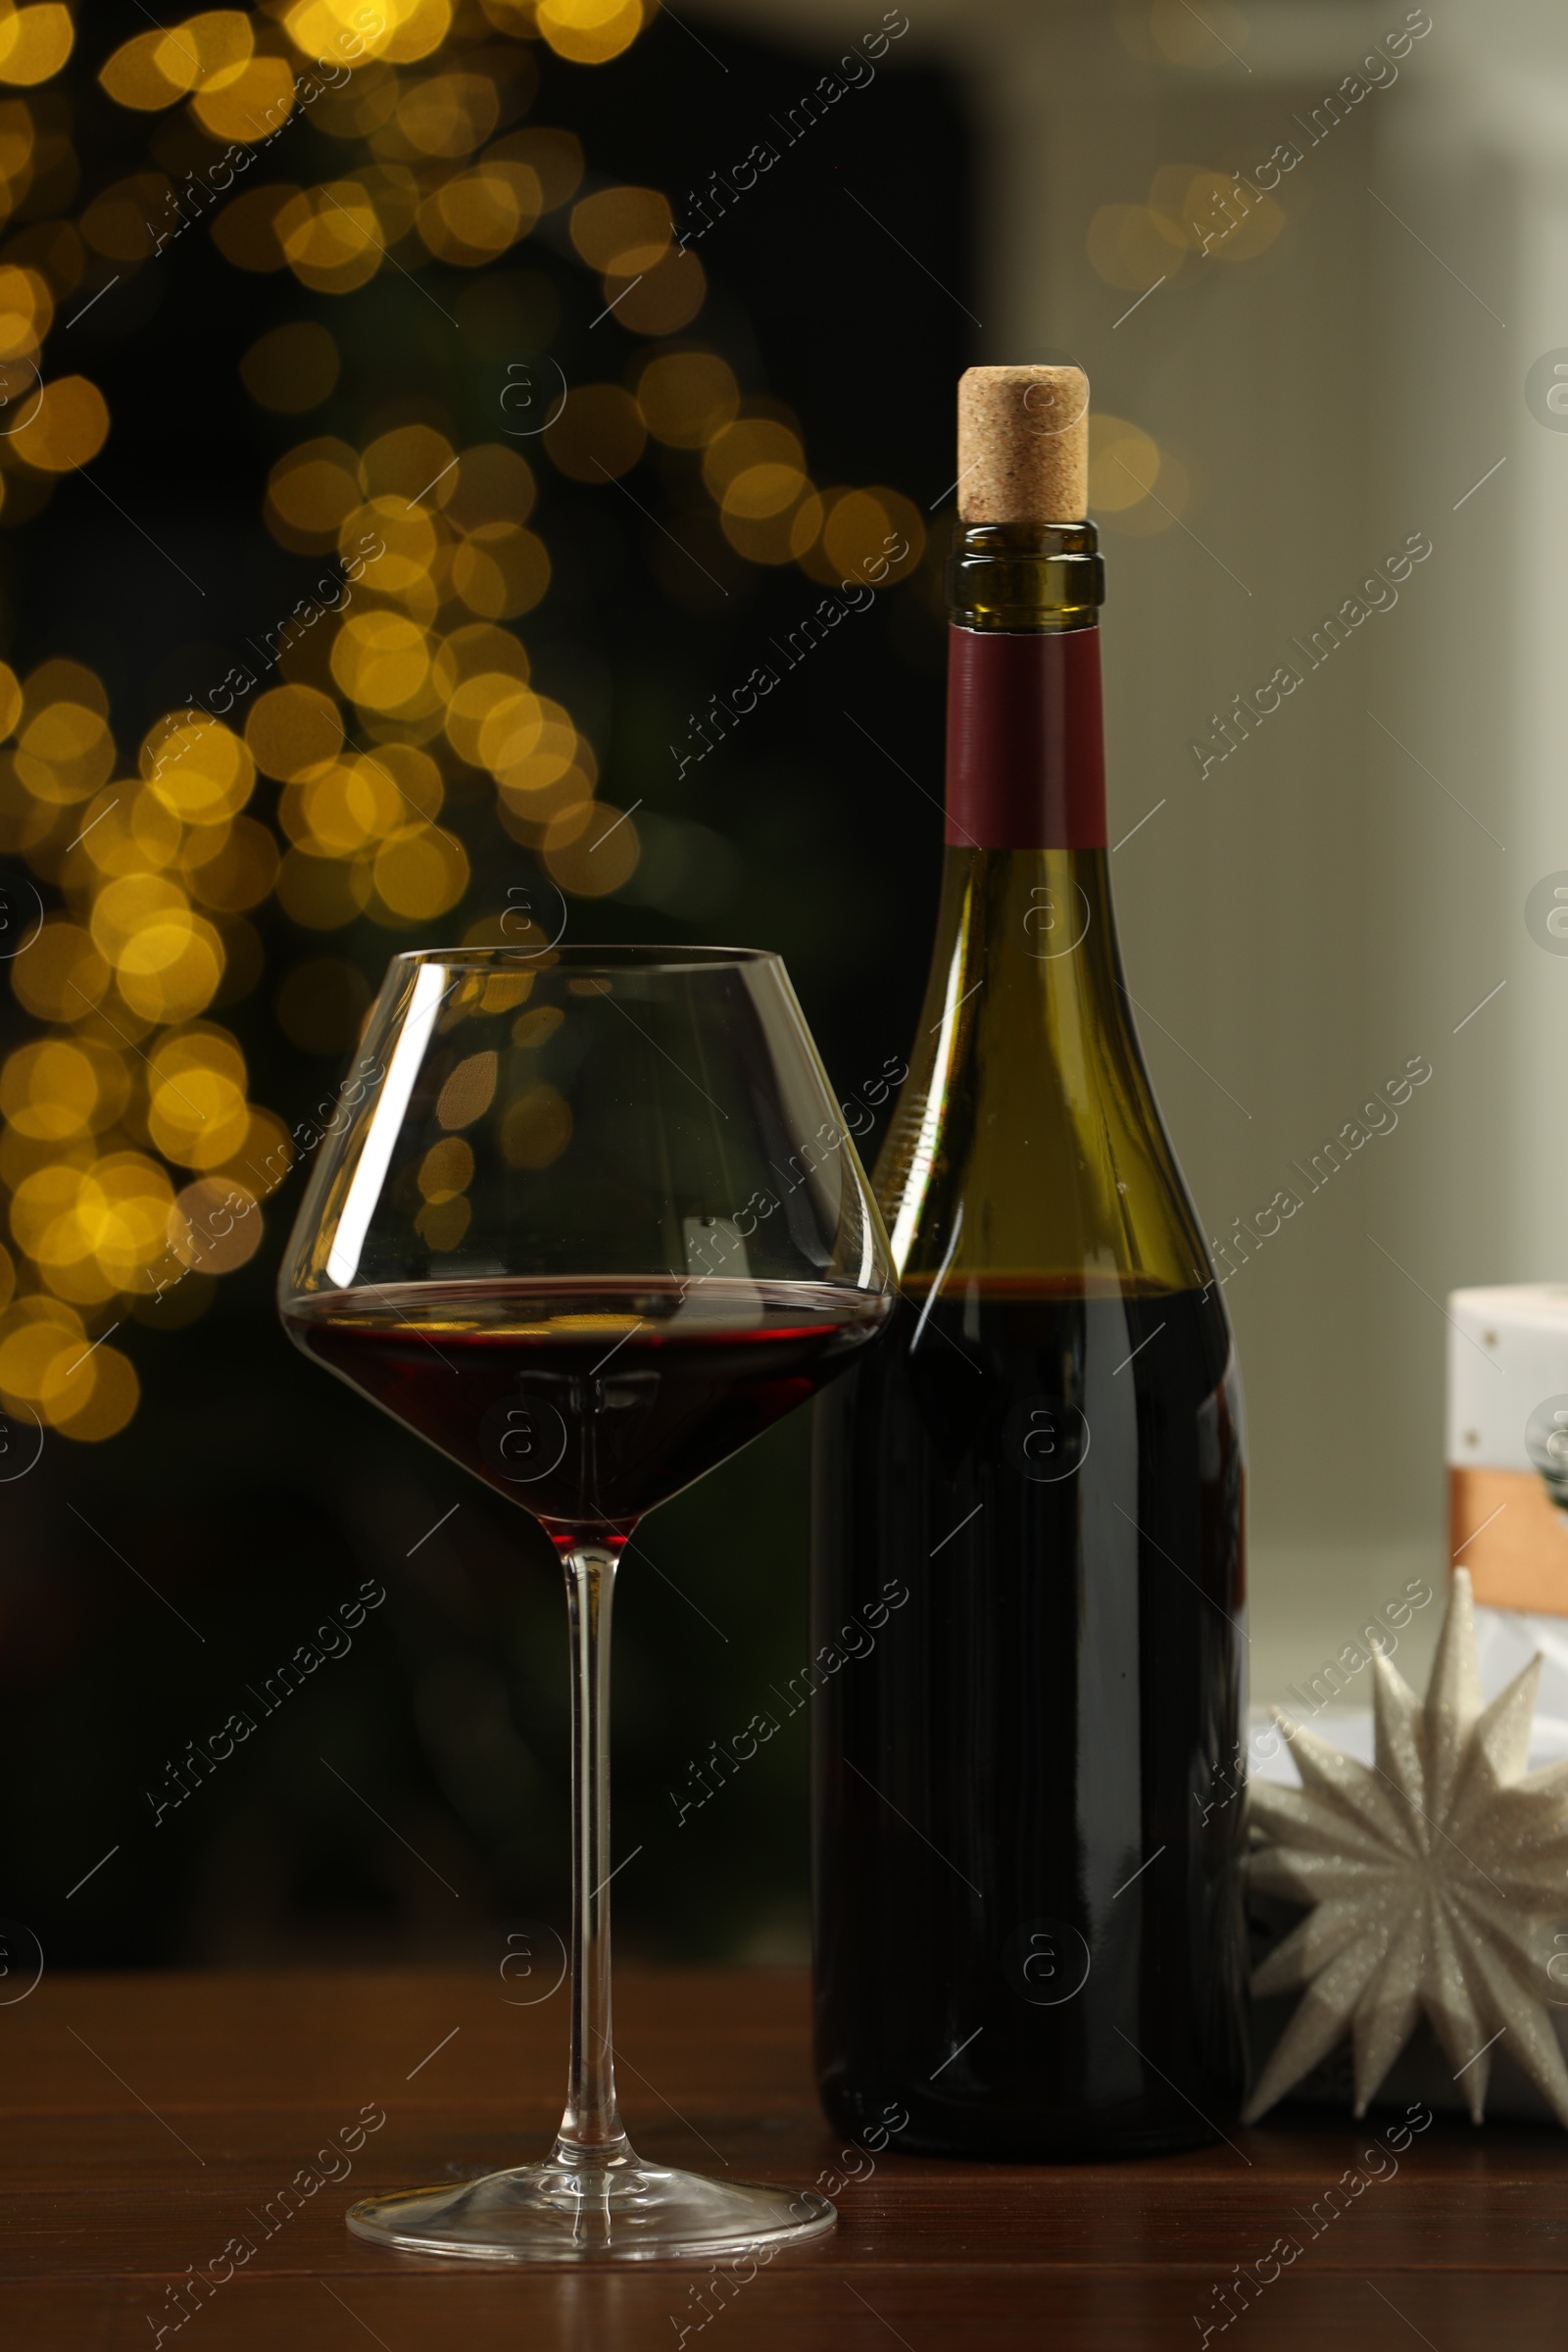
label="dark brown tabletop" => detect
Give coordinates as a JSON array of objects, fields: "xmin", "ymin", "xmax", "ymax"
[{"xmin": 2, "ymin": 1966, "xmax": 1563, "ymax": 2346}]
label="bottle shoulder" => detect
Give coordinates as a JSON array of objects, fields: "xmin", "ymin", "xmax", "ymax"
[{"xmin": 875, "ymin": 851, "xmax": 1213, "ymax": 1294}]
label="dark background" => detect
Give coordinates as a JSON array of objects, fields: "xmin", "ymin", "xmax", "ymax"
[{"xmin": 0, "ymin": 8, "xmax": 974, "ymax": 1968}]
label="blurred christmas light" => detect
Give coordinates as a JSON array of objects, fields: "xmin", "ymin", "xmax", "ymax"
[
  {"xmin": 0, "ymin": 7, "xmax": 74, "ymax": 90},
  {"xmin": 536, "ymin": 0, "xmax": 643, "ymax": 69}
]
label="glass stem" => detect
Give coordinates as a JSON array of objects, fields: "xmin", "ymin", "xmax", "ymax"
[{"xmin": 552, "ymin": 1542, "xmax": 630, "ymax": 2169}]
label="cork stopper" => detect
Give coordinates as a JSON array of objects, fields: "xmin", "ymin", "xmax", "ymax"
[{"xmin": 956, "ymin": 365, "xmax": 1089, "ymax": 524}]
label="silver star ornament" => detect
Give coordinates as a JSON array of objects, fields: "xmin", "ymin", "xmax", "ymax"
[{"xmin": 1245, "ymin": 1567, "xmax": 1568, "ymax": 2127}]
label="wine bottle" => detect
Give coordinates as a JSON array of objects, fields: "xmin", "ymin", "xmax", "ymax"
[{"xmin": 810, "ymin": 366, "xmax": 1249, "ymax": 2159}]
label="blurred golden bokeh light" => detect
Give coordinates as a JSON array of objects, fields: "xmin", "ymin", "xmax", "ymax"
[
  {"xmin": 0, "ymin": 260, "xmax": 50, "ymax": 356},
  {"xmin": 1087, "ymin": 414, "xmax": 1191, "ymax": 533},
  {"xmin": 637, "ymin": 350, "xmax": 739, "ymax": 448},
  {"xmin": 436, "ymin": 1050, "xmax": 498, "ymax": 1129},
  {"xmin": 245, "ymin": 684, "xmax": 346, "ymax": 782},
  {"xmin": 9, "ymin": 374, "xmax": 107, "ymax": 470},
  {"xmin": 497, "ymin": 1079, "xmax": 571, "ymax": 1172},
  {"xmin": 419, "ymin": 159, "xmax": 541, "ymax": 262},
  {"xmin": 277, "ymin": 181, "xmax": 384, "ymax": 294},
  {"xmin": 1086, "ymin": 202, "xmax": 1187, "ymax": 292},
  {"xmin": 543, "ymin": 381, "xmax": 646, "ymax": 481},
  {"xmin": 0, "ymin": 5, "xmax": 74, "ymax": 89},
  {"xmin": 569, "ymin": 184, "xmax": 670, "ymax": 274},
  {"xmin": 536, "ymin": 0, "xmax": 643, "ymax": 67},
  {"xmin": 1089, "ymin": 161, "xmax": 1287, "ymax": 291},
  {"xmin": 168, "ymin": 1174, "xmax": 264, "ymax": 1275},
  {"xmin": 331, "ymin": 611, "xmax": 432, "ymax": 710},
  {"xmin": 0, "ymin": 1038, "xmax": 123, "ymax": 1141},
  {"xmin": 11, "ymin": 919, "xmax": 108, "ymax": 1022},
  {"xmin": 240, "ymin": 321, "xmax": 342, "ymax": 413},
  {"xmin": 266, "ymin": 437, "xmax": 363, "ymax": 546},
  {"xmin": 192, "ymin": 55, "xmax": 300, "ymax": 145},
  {"xmin": 371, "ymin": 820, "xmax": 468, "ymax": 919}
]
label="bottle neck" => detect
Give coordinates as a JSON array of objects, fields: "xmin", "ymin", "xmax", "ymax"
[
  {"xmin": 943, "ymin": 518, "xmax": 1107, "ymax": 852},
  {"xmin": 946, "ymin": 630, "xmax": 1105, "ymax": 851}
]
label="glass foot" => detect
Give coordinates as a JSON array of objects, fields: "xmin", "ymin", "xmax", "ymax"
[{"xmin": 346, "ymin": 2147, "xmax": 836, "ymax": 2264}]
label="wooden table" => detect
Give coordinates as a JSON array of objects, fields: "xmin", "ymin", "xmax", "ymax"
[{"xmin": 3, "ymin": 1968, "xmax": 1564, "ymax": 2346}]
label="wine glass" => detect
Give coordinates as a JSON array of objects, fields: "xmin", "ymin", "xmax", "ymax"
[{"xmin": 277, "ymin": 945, "xmax": 895, "ymax": 2262}]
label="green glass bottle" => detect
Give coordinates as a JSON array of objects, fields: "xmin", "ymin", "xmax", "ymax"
[{"xmin": 811, "ymin": 367, "xmax": 1249, "ymax": 2159}]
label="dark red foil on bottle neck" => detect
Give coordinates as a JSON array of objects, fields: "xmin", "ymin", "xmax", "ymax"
[{"xmin": 945, "ymin": 624, "xmax": 1107, "ymax": 850}]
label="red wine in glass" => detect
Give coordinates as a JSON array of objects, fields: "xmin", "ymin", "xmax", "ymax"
[{"xmin": 285, "ymin": 1275, "xmax": 886, "ymax": 1544}]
